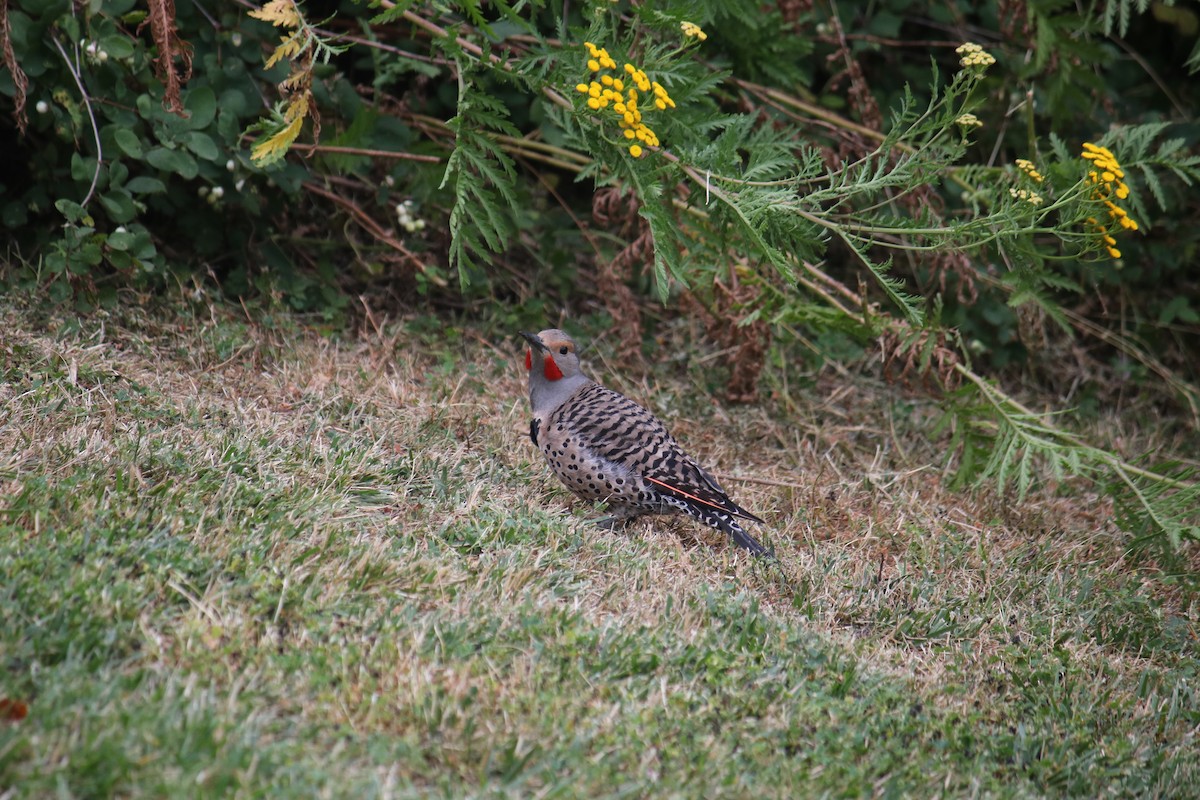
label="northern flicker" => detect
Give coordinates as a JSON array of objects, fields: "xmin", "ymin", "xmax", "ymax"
[{"xmin": 520, "ymin": 329, "xmax": 772, "ymax": 557}]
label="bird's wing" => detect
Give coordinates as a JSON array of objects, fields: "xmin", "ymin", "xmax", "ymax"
[{"xmin": 559, "ymin": 384, "xmax": 762, "ymax": 522}]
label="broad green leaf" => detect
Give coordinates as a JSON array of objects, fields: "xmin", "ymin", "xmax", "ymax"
[
  {"xmin": 54, "ymin": 199, "xmax": 89, "ymax": 224},
  {"xmin": 106, "ymin": 230, "xmax": 136, "ymax": 251},
  {"xmin": 185, "ymin": 87, "xmax": 218, "ymax": 130},
  {"xmin": 101, "ymin": 34, "xmax": 135, "ymax": 59},
  {"xmin": 184, "ymin": 131, "xmax": 220, "ymax": 161},
  {"xmin": 146, "ymin": 146, "xmax": 199, "ymax": 178},
  {"xmin": 114, "ymin": 128, "xmax": 144, "ymax": 158},
  {"xmin": 99, "ymin": 190, "xmax": 136, "ymax": 223},
  {"xmin": 125, "ymin": 176, "xmax": 167, "ymax": 194}
]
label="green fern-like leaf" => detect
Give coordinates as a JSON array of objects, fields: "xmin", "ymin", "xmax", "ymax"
[
  {"xmin": 1137, "ymin": 163, "xmax": 1168, "ymax": 211},
  {"xmin": 442, "ymin": 70, "xmax": 522, "ymax": 288},
  {"xmin": 369, "ymin": 0, "xmax": 419, "ymax": 26},
  {"xmin": 1111, "ymin": 464, "xmax": 1200, "ymax": 550},
  {"xmin": 847, "ymin": 244, "xmax": 925, "ymax": 325}
]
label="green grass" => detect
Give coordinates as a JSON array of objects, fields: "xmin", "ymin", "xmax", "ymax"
[{"xmin": 1, "ymin": 299, "xmax": 1197, "ymax": 798}]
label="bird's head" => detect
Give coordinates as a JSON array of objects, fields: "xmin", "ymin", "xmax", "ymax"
[{"xmin": 520, "ymin": 329, "xmax": 590, "ymax": 414}]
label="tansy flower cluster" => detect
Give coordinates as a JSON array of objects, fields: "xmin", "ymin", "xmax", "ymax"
[
  {"xmin": 576, "ymin": 42, "xmax": 676, "ymax": 158},
  {"xmin": 583, "ymin": 40, "xmax": 617, "ymax": 73},
  {"xmin": 681, "ymin": 21, "xmax": 708, "ymax": 41},
  {"xmin": 955, "ymin": 112, "xmax": 983, "ymax": 129},
  {"xmin": 1081, "ymin": 142, "xmax": 1139, "ymax": 259},
  {"xmin": 956, "ymin": 42, "xmax": 996, "ymax": 69},
  {"xmin": 1009, "ymin": 187, "xmax": 1043, "ymax": 206},
  {"xmin": 1011, "ymin": 159, "xmax": 1045, "ymax": 204},
  {"xmin": 1015, "ymin": 158, "xmax": 1044, "ymax": 182}
]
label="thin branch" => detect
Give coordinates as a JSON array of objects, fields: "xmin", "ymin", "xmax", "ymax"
[
  {"xmin": 49, "ymin": 33, "xmax": 103, "ymax": 209},
  {"xmin": 289, "ymin": 142, "xmax": 442, "ymax": 162},
  {"xmin": 301, "ymin": 180, "xmax": 448, "ymax": 286}
]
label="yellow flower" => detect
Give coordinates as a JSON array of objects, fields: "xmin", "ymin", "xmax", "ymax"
[
  {"xmin": 1081, "ymin": 142, "xmax": 1139, "ymax": 259},
  {"xmin": 956, "ymin": 42, "xmax": 996, "ymax": 69},
  {"xmin": 1015, "ymin": 158, "xmax": 1044, "ymax": 182},
  {"xmin": 955, "ymin": 113, "xmax": 982, "ymax": 129},
  {"xmin": 575, "ymin": 42, "xmax": 674, "ymax": 160},
  {"xmin": 1009, "ymin": 188, "xmax": 1043, "ymax": 207},
  {"xmin": 681, "ymin": 21, "xmax": 708, "ymax": 41}
]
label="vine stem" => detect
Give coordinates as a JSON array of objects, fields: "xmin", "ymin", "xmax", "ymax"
[{"xmin": 50, "ymin": 33, "xmax": 103, "ymax": 209}]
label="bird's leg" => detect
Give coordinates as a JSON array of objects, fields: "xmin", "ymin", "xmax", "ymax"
[{"xmin": 587, "ymin": 506, "xmax": 643, "ymax": 530}]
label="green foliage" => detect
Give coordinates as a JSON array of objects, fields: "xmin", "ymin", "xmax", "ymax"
[
  {"xmin": 0, "ymin": 2, "xmax": 251, "ymax": 301},
  {"xmin": 945, "ymin": 370, "xmax": 1200, "ymax": 549},
  {"xmin": 0, "ymin": 0, "xmax": 436, "ymax": 310},
  {"xmin": 441, "ymin": 62, "xmax": 522, "ymax": 289}
]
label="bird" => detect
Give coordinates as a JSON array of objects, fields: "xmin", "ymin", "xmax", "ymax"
[{"xmin": 519, "ymin": 328, "xmax": 772, "ymax": 557}]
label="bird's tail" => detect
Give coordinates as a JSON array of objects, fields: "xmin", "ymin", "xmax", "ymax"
[{"xmin": 722, "ymin": 516, "xmax": 775, "ymax": 559}]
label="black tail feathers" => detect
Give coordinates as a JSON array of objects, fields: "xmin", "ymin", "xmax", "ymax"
[{"xmin": 722, "ymin": 516, "xmax": 775, "ymax": 559}]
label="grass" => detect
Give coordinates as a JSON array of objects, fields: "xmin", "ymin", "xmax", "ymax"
[{"xmin": 1, "ymin": 296, "xmax": 1197, "ymax": 798}]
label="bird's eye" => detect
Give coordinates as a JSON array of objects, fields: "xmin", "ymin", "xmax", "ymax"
[{"xmin": 559, "ymin": 346, "xmax": 569, "ymax": 355}]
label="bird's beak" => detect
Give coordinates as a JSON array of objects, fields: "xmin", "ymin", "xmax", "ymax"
[{"xmin": 519, "ymin": 331, "xmax": 548, "ymax": 353}]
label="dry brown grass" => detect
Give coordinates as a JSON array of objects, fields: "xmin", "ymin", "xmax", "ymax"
[{"xmin": 2, "ymin": 299, "xmax": 1196, "ymax": 797}]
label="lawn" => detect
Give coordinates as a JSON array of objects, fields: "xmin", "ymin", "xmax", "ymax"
[{"xmin": 1, "ymin": 297, "xmax": 1196, "ymax": 798}]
